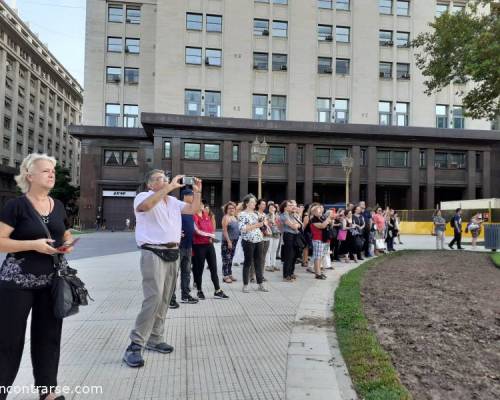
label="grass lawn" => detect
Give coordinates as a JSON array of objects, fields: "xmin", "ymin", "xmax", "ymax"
[
  {"xmin": 490, "ymin": 252, "xmax": 500, "ymax": 268},
  {"xmin": 334, "ymin": 254, "xmax": 412, "ymax": 400}
]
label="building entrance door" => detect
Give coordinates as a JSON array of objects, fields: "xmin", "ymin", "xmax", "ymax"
[{"xmin": 102, "ymin": 197, "xmax": 135, "ymax": 231}]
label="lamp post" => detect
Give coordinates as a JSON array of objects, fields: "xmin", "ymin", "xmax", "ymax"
[
  {"xmin": 251, "ymin": 137, "xmax": 269, "ymax": 199},
  {"xmin": 341, "ymin": 156, "xmax": 354, "ymax": 206}
]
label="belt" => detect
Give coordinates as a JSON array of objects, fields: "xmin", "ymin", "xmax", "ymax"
[{"xmin": 143, "ymin": 242, "xmax": 179, "ymax": 249}]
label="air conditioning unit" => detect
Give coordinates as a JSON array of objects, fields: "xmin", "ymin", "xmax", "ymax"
[
  {"xmin": 280, "ymin": 65, "xmax": 287, "ymax": 71},
  {"xmin": 126, "ymin": 18, "xmax": 132, "ymax": 23},
  {"xmin": 387, "ymin": 40, "xmax": 394, "ymax": 46},
  {"xmin": 262, "ymin": 29, "xmax": 269, "ymax": 36},
  {"xmin": 379, "ymin": 72, "xmax": 386, "ymax": 78},
  {"xmin": 401, "ymin": 73, "xmax": 410, "ymax": 79},
  {"xmin": 125, "ymin": 47, "xmax": 130, "ymax": 53},
  {"xmin": 205, "ymin": 57, "xmax": 211, "ymax": 65},
  {"xmin": 323, "ymin": 67, "xmax": 333, "ymax": 74},
  {"xmin": 112, "ymin": 76, "xmax": 121, "ymax": 83},
  {"xmin": 325, "ymin": 35, "xmax": 333, "ymax": 42}
]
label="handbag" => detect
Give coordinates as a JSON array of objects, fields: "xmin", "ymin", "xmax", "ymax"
[
  {"xmin": 141, "ymin": 245, "xmax": 179, "ymax": 262},
  {"xmin": 375, "ymin": 238, "xmax": 386, "ymax": 250},
  {"xmin": 25, "ymin": 197, "xmax": 93, "ymax": 318},
  {"xmin": 337, "ymin": 229, "xmax": 347, "ymax": 241},
  {"xmin": 294, "ymin": 233, "xmax": 307, "ymax": 250}
]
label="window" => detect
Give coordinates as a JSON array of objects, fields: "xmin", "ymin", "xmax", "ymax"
[
  {"xmin": 107, "ymin": 37, "xmax": 122, "ymax": 53},
  {"xmin": 186, "ymin": 47, "xmax": 202, "ymax": 65},
  {"xmin": 314, "ymin": 148, "xmax": 348, "ymax": 165},
  {"xmin": 396, "ymin": 0, "xmax": 409, "ymax": 16},
  {"xmin": 271, "ymin": 95, "xmax": 286, "ymax": 121},
  {"xmin": 436, "ymin": 3, "xmax": 448, "ymax": 17},
  {"xmin": 29, "ymin": 112, "xmax": 35, "ymax": 123},
  {"xmin": 125, "ymin": 38, "xmax": 140, "ymax": 54},
  {"xmin": 318, "ymin": 25, "xmax": 333, "ymax": 41},
  {"xmin": 318, "ymin": 0, "xmax": 333, "ymax": 9},
  {"xmin": 104, "ymin": 150, "xmax": 121, "ymax": 166},
  {"xmin": 164, "ymin": 142, "xmax": 171, "ymax": 158},
  {"xmin": 105, "ymin": 104, "xmax": 120, "ymax": 127},
  {"xmin": 318, "ymin": 57, "xmax": 332, "ymax": 74},
  {"xmin": 253, "ymin": 94, "xmax": 268, "ymax": 120},
  {"xmin": 4, "ymin": 117, "xmax": 11, "ymax": 129},
  {"xmin": 205, "ymin": 49, "xmax": 222, "ymax": 66},
  {"xmin": 123, "ymin": 151, "xmax": 138, "ymax": 166},
  {"xmin": 267, "ymin": 146, "xmax": 286, "ymax": 163},
  {"xmin": 379, "ymin": 30, "xmax": 393, "ymax": 46},
  {"xmin": 272, "ymin": 54, "xmax": 287, "ymax": 71},
  {"xmin": 253, "ymin": 53, "xmax": 268, "ymax": 70},
  {"xmin": 205, "ymin": 91, "xmax": 221, "ymax": 117},
  {"xmin": 232, "ymin": 144, "xmax": 239, "ymax": 161},
  {"xmin": 379, "ymin": 0, "xmax": 392, "ymax": 14},
  {"xmin": 336, "ymin": 26, "xmax": 350, "ymax": 42},
  {"xmin": 397, "ymin": 63, "xmax": 410, "ymax": 79},
  {"xmin": 108, "ymin": 5, "xmax": 123, "ymax": 23},
  {"xmin": 336, "ymin": 0, "xmax": 350, "ymax": 10},
  {"xmin": 379, "ymin": 101, "xmax": 392, "ymax": 125},
  {"xmin": 420, "ymin": 150, "xmax": 426, "ymax": 168},
  {"xmin": 436, "ymin": 105, "xmax": 448, "ymax": 128},
  {"xmin": 396, "ymin": 31, "xmax": 410, "ymax": 47},
  {"xmin": 435, "ymin": 152, "xmax": 466, "ymax": 169},
  {"xmin": 297, "ymin": 146, "xmax": 304, "ymax": 164},
  {"xmin": 4, "ymin": 97, "xmax": 11, "ymax": 110},
  {"xmin": 334, "ymin": 99, "xmax": 349, "ymax": 123},
  {"xmin": 187, "ymin": 13, "xmax": 203, "ymax": 30},
  {"xmin": 204, "ymin": 144, "xmax": 220, "ymax": 160},
  {"xmin": 207, "ymin": 15, "xmax": 222, "ymax": 32},
  {"xmin": 379, "ymin": 62, "xmax": 392, "ymax": 78},
  {"xmin": 273, "ymin": 0, "xmax": 288, "ymax": 3},
  {"xmin": 3, "ymin": 138, "xmax": 10, "ymax": 150},
  {"xmin": 452, "ymin": 4, "xmax": 464, "ymax": 14},
  {"xmin": 317, "ymin": 98, "xmax": 332, "ymax": 122},
  {"xmin": 126, "ymin": 7, "xmax": 140, "ymax": 24},
  {"xmin": 377, "ymin": 150, "xmax": 408, "ymax": 167},
  {"xmin": 254, "ymin": 19, "xmax": 269, "ymax": 36},
  {"xmin": 124, "ymin": 68, "xmax": 139, "ymax": 84},
  {"xmin": 453, "ymin": 106, "xmax": 464, "ymax": 129},
  {"xmin": 184, "ymin": 143, "xmax": 201, "ymax": 159},
  {"xmin": 106, "ymin": 67, "xmax": 121, "ymax": 83},
  {"xmin": 272, "ymin": 21, "xmax": 288, "ymax": 37},
  {"xmin": 185, "ymin": 90, "xmax": 202, "ymax": 116},
  {"xmin": 336, "ymin": 58, "xmax": 350, "ymax": 75},
  {"xmin": 360, "ymin": 148, "xmax": 367, "ymax": 166},
  {"xmin": 123, "ymin": 105, "xmax": 139, "ymax": 128},
  {"xmin": 395, "ymin": 102, "xmax": 409, "ymax": 126}
]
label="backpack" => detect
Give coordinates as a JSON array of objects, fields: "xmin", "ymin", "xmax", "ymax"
[{"xmin": 449, "ymin": 217, "xmax": 455, "ymax": 229}]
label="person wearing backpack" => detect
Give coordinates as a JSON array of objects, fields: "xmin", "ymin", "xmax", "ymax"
[{"xmin": 448, "ymin": 208, "xmax": 464, "ymax": 250}]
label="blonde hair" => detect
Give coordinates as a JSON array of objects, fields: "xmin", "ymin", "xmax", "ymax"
[{"xmin": 15, "ymin": 153, "xmax": 57, "ymax": 193}]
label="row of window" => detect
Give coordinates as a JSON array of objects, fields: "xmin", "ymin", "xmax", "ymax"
[
  {"xmin": 106, "ymin": 67, "xmax": 139, "ymax": 84},
  {"xmin": 186, "ymin": 13, "xmax": 223, "ymax": 32},
  {"xmin": 108, "ymin": 4, "xmax": 141, "ymax": 24},
  {"xmin": 253, "ymin": 19, "xmax": 351, "ymax": 42},
  {"xmin": 186, "ymin": 47, "xmax": 222, "ymax": 66},
  {"xmin": 379, "ymin": 0, "xmax": 410, "ymax": 15},
  {"xmin": 105, "ymin": 104, "xmax": 139, "ymax": 128},
  {"xmin": 159, "ymin": 141, "xmax": 474, "ymax": 170},
  {"xmin": 107, "ymin": 37, "xmax": 140, "ymax": 54},
  {"xmin": 379, "ymin": 30, "xmax": 410, "ymax": 47},
  {"xmin": 379, "ymin": 62, "xmax": 410, "ymax": 79},
  {"xmin": 255, "ymin": 0, "xmax": 351, "ymax": 10}
]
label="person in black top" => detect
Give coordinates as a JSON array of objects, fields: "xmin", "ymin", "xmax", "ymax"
[{"xmin": 0, "ymin": 154, "xmax": 75, "ymax": 400}]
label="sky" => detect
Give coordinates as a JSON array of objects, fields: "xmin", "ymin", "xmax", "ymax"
[{"xmin": 10, "ymin": 0, "xmax": 86, "ymax": 87}]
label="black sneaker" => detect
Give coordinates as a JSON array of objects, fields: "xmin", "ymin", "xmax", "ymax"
[
  {"xmin": 123, "ymin": 342, "xmax": 144, "ymax": 368},
  {"xmin": 181, "ymin": 294, "xmax": 199, "ymax": 304},
  {"xmin": 214, "ymin": 290, "xmax": 229, "ymax": 299},
  {"xmin": 169, "ymin": 299, "xmax": 180, "ymax": 309},
  {"xmin": 197, "ymin": 290, "xmax": 206, "ymax": 300},
  {"xmin": 145, "ymin": 342, "xmax": 174, "ymax": 354}
]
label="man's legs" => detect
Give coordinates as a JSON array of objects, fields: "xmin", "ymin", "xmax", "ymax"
[{"xmin": 179, "ymin": 247, "xmax": 193, "ymax": 299}]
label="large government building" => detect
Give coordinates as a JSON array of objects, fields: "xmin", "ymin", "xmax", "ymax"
[
  {"xmin": 0, "ymin": 0, "xmax": 83, "ymax": 206},
  {"xmin": 72, "ymin": 0, "xmax": 499, "ymax": 230}
]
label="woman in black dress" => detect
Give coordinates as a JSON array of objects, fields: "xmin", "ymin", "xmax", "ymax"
[{"xmin": 0, "ymin": 154, "xmax": 75, "ymax": 400}]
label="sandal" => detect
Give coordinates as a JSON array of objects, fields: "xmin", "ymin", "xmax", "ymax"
[
  {"xmin": 230, "ymin": 275, "xmax": 237, "ymax": 282},
  {"xmin": 223, "ymin": 276, "xmax": 232, "ymax": 283}
]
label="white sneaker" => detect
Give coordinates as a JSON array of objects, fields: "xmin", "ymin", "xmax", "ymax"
[
  {"xmin": 242, "ymin": 285, "xmax": 250, "ymax": 293},
  {"xmin": 257, "ymin": 284, "xmax": 269, "ymax": 292}
]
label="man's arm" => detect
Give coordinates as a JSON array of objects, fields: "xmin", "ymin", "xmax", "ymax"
[{"xmin": 181, "ymin": 178, "xmax": 203, "ymax": 215}]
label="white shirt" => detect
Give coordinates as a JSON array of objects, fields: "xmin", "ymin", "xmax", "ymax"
[{"xmin": 134, "ymin": 191, "xmax": 186, "ymax": 246}]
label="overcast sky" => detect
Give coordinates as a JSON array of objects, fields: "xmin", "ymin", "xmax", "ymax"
[{"xmin": 11, "ymin": 0, "xmax": 86, "ymax": 86}]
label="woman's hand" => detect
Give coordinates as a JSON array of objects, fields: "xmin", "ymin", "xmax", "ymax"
[
  {"xmin": 227, "ymin": 240, "xmax": 233, "ymax": 250},
  {"xmin": 32, "ymin": 239, "xmax": 59, "ymax": 255}
]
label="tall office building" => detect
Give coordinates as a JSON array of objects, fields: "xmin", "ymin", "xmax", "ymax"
[
  {"xmin": 83, "ymin": 0, "xmax": 491, "ymax": 130},
  {"xmin": 0, "ymin": 0, "xmax": 83, "ymax": 203}
]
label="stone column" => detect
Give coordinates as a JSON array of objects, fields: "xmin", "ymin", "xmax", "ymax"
[
  {"xmin": 239, "ymin": 141, "xmax": 249, "ymax": 198},
  {"xmin": 304, "ymin": 143, "xmax": 314, "ymax": 204},
  {"xmin": 367, "ymin": 146, "xmax": 376, "ymax": 206},
  {"xmin": 351, "ymin": 145, "xmax": 361, "ymax": 203},
  {"xmin": 410, "ymin": 147, "xmax": 420, "ymax": 209},
  {"xmin": 467, "ymin": 149, "xmax": 476, "ymax": 199},
  {"xmin": 222, "ymin": 140, "xmax": 232, "ymax": 204},
  {"xmin": 287, "ymin": 143, "xmax": 297, "ymax": 200},
  {"xmin": 482, "ymin": 150, "xmax": 491, "ymax": 198},
  {"xmin": 426, "ymin": 148, "xmax": 436, "ymax": 209}
]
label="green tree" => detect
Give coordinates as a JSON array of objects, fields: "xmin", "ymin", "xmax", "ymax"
[
  {"xmin": 412, "ymin": 1, "xmax": 500, "ymax": 120},
  {"xmin": 51, "ymin": 165, "xmax": 79, "ymax": 210}
]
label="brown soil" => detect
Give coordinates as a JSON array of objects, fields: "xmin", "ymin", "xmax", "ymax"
[{"xmin": 361, "ymin": 251, "xmax": 500, "ymax": 400}]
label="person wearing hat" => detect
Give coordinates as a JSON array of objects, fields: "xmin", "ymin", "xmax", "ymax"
[{"xmin": 169, "ymin": 188, "xmax": 199, "ymax": 308}]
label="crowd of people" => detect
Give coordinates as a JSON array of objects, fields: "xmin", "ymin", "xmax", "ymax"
[{"xmin": 433, "ymin": 207, "xmax": 484, "ymax": 250}]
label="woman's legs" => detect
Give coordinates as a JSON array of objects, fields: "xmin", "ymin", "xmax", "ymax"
[
  {"xmin": 192, "ymin": 244, "xmax": 205, "ymax": 291},
  {"xmin": 253, "ymin": 242, "xmax": 265, "ymax": 284},
  {"xmin": 221, "ymin": 241, "xmax": 232, "ymax": 277},
  {"xmin": 0, "ymin": 289, "xmax": 33, "ymax": 400},
  {"xmin": 205, "ymin": 245, "xmax": 221, "ymax": 291},
  {"xmin": 242, "ymin": 240, "xmax": 254, "ymax": 285},
  {"xmin": 266, "ymin": 237, "xmax": 279, "ymax": 269}
]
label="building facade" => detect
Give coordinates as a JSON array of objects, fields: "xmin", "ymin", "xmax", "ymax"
[
  {"xmin": 70, "ymin": 114, "xmax": 500, "ymax": 230},
  {"xmin": 83, "ymin": 0, "xmax": 492, "ymax": 130},
  {"xmin": 0, "ymin": 0, "xmax": 83, "ymax": 200}
]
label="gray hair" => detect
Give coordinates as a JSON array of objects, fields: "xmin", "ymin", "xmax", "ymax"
[
  {"xmin": 15, "ymin": 153, "xmax": 57, "ymax": 193},
  {"xmin": 144, "ymin": 169, "xmax": 166, "ymax": 184}
]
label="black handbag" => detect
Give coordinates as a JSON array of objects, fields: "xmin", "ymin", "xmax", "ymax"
[
  {"xmin": 25, "ymin": 197, "xmax": 93, "ymax": 318},
  {"xmin": 140, "ymin": 245, "xmax": 179, "ymax": 262},
  {"xmin": 294, "ymin": 233, "xmax": 307, "ymax": 251}
]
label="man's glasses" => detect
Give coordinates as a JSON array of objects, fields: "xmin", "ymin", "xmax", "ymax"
[{"xmin": 151, "ymin": 175, "xmax": 169, "ymax": 182}]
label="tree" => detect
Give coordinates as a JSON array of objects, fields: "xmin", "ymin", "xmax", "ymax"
[
  {"xmin": 412, "ymin": 1, "xmax": 500, "ymax": 120},
  {"xmin": 51, "ymin": 165, "xmax": 79, "ymax": 212}
]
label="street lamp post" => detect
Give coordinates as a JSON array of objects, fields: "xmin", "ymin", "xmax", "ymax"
[
  {"xmin": 341, "ymin": 156, "xmax": 354, "ymax": 206},
  {"xmin": 251, "ymin": 137, "xmax": 269, "ymax": 199}
]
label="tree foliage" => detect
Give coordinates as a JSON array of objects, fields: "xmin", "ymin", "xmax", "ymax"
[
  {"xmin": 51, "ymin": 165, "xmax": 79, "ymax": 210},
  {"xmin": 412, "ymin": 0, "xmax": 500, "ymax": 120}
]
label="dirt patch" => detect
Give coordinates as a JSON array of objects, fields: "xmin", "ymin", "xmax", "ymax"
[{"xmin": 361, "ymin": 251, "xmax": 500, "ymax": 400}]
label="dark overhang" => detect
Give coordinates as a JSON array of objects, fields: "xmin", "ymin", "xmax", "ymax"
[
  {"xmin": 69, "ymin": 125, "xmax": 151, "ymax": 141},
  {"xmin": 141, "ymin": 112, "xmax": 500, "ymax": 144}
]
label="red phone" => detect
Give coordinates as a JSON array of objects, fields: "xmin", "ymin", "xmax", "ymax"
[{"xmin": 57, "ymin": 238, "xmax": 80, "ymax": 251}]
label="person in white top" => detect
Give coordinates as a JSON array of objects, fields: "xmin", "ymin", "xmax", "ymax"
[{"xmin": 123, "ymin": 169, "xmax": 202, "ymax": 368}]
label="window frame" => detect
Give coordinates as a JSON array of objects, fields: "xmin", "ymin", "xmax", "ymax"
[
  {"xmin": 206, "ymin": 14, "xmax": 222, "ymax": 32},
  {"xmin": 107, "ymin": 37, "xmax": 122, "ymax": 53},
  {"xmin": 318, "ymin": 0, "xmax": 333, "ymax": 9},
  {"xmin": 186, "ymin": 47, "xmax": 203, "ymax": 65},
  {"xmin": 126, "ymin": 6, "xmax": 141, "ymax": 24},
  {"xmin": 335, "ymin": 26, "xmax": 350, "ymax": 43},
  {"xmin": 396, "ymin": 0, "xmax": 410, "ymax": 16},
  {"xmin": 253, "ymin": 52, "xmax": 269, "ymax": 70},
  {"xmin": 124, "ymin": 67, "xmax": 139, "ymax": 84},
  {"xmin": 205, "ymin": 48, "xmax": 222, "ymax": 67},
  {"xmin": 334, "ymin": 98, "xmax": 349, "ymax": 124},
  {"xmin": 254, "ymin": 19, "xmax": 270, "ymax": 36},
  {"xmin": 204, "ymin": 143, "xmax": 221, "ymax": 160},
  {"xmin": 125, "ymin": 38, "xmax": 140, "ymax": 54},
  {"xmin": 185, "ymin": 89, "xmax": 202, "ymax": 116},
  {"xmin": 318, "ymin": 57, "xmax": 333, "ymax": 74},
  {"xmin": 186, "ymin": 13, "xmax": 203, "ymax": 31},
  {"xmin": 205, "ymin": 91, "xmax": 222, "ymax": 118},
  {"xmin": 396, "ymin": 31, "xmax": 410, "ymax": 47},
  {"xmin": 267, "ymin": 146, "xmax": 287, "ymax": 164},
  {"xmin": 335, "ymin": 58, "xmax": 350, "ymax": 75},
  {"xmin": 272, "ymin": 20, "xmax": 288, "ymax": 38},
  {"xmin": 184, "ymin": 142, "xmax": 202, "ymax": 160},
  {"xmin": 272, "ymin": 53, "xmax": 288, "ymax": 71},
  {"xmin": 378, "ymin": 101, "xmax": 392, "ymax": 125},
  {"xmin": 270, "ymin": 95, "xmax": 287, "ymax": 121},
  {"xmin": 379, "ymin": 0, "xmax": 392, "ymax": 14},
  {"xmin": 108, "ymin": 5, "xmax": 123, "ymax": 23},
  {"xmin": 252, "ymin": 94, "xmax": 268, "ymax": 120},
  {"xmin": 318, "ymin": 24, "xmax": 333, "ymax": 41},
  {"xmin": 316, "ymin": 97, "xmax": 332, "ymax": 123},
  {"xmin": 106, "ymin": 66, "xmax": 121, "ymax": 83}
]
